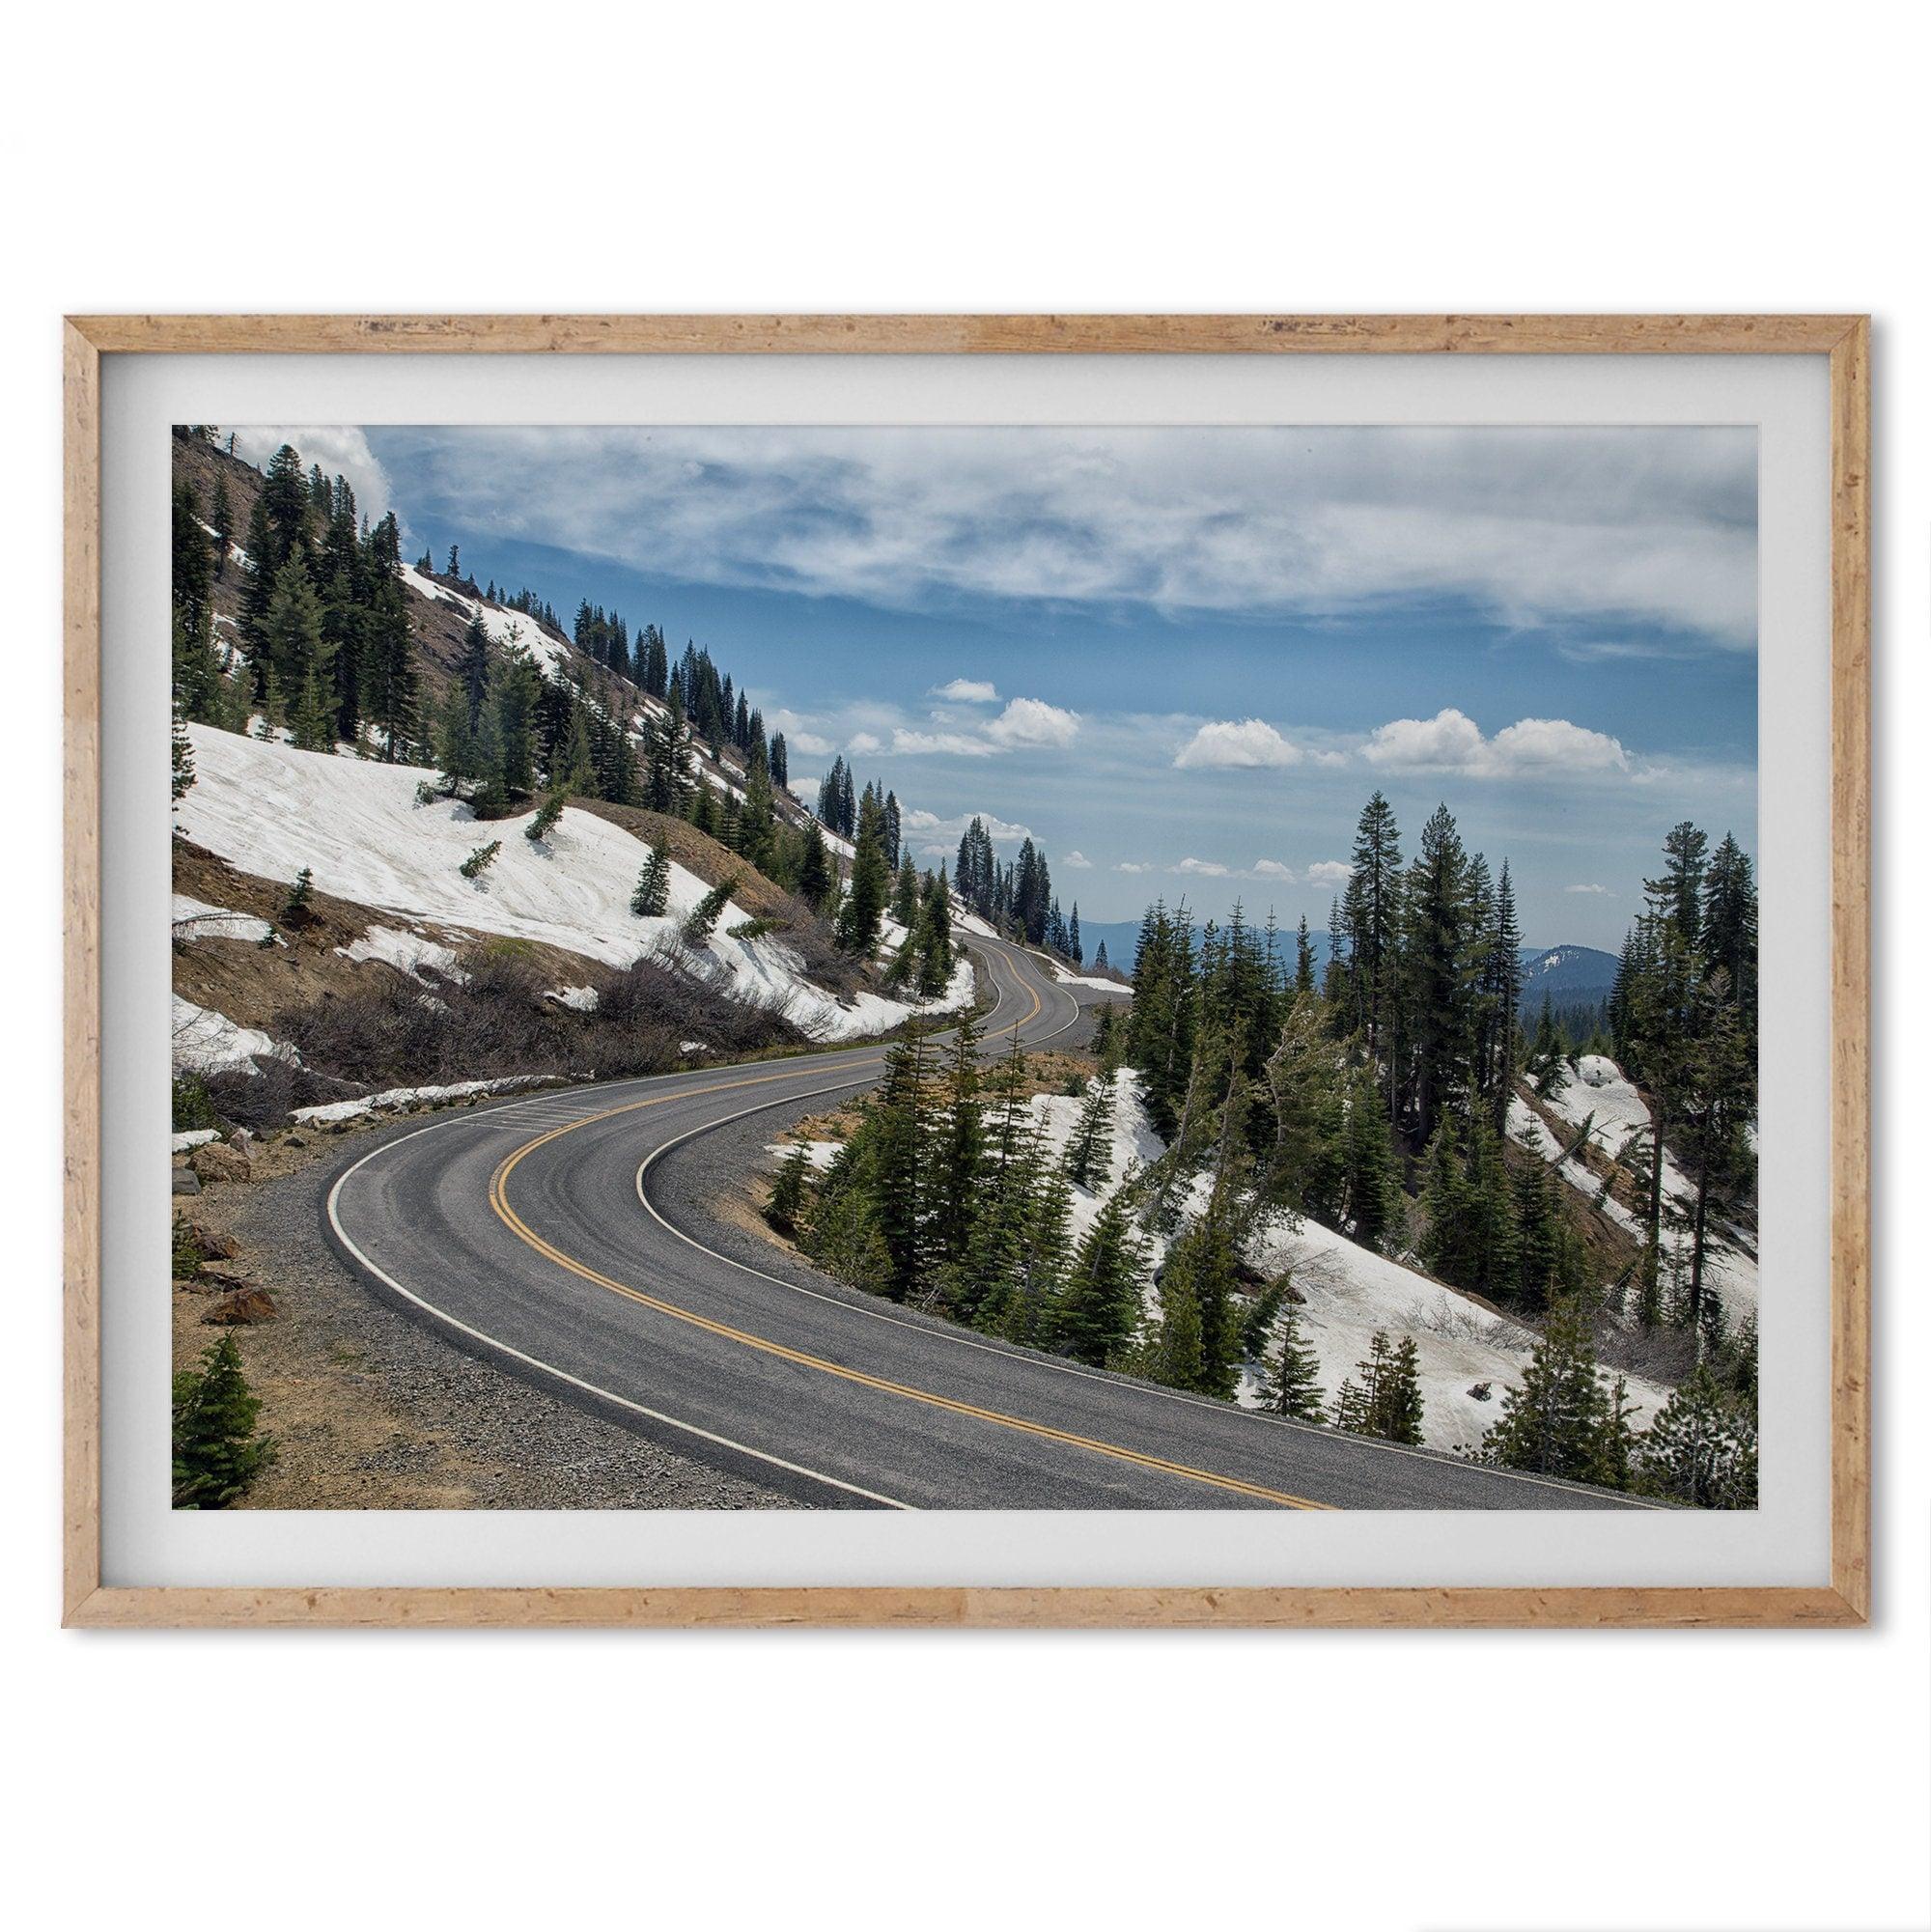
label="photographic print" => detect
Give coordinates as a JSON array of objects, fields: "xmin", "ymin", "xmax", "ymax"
[{"xmin": 165, "ymin": 418, "xmax": 1761, "ymax": 1517}]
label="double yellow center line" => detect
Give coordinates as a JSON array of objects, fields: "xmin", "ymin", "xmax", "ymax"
[{"xmin": 486, "ymin": 967, "xmax": 1329, "ymax": 1510}]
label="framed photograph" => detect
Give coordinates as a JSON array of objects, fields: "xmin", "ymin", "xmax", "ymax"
[{"xmin": 64, "ymin": 315, "xmax": 1868, "ymax": 1628}]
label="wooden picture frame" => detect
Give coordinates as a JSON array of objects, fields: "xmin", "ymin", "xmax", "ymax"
[{"xmin": 63, "ymin": 314, "xmax": 1870, "ymax": 1629}]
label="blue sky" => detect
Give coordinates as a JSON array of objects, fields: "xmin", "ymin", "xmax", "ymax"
[{"xmin": 244, "ymin": 425, "xmax": 1758, "ymax": 947}]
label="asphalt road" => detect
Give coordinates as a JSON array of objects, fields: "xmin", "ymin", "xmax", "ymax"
[{"xmin": 324, "ymin": 934, "xmax": 1646, "ymax": 1510}]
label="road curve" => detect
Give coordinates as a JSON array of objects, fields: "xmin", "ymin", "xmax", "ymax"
[{"xmin": 324, "ymin": 934, "xmax": 1647, "ymax": 1510}]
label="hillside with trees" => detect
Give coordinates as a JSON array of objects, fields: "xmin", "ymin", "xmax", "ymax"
[{"xmin": 762, "ymin": 788, "xmax": 1759, "ymax": 1508}]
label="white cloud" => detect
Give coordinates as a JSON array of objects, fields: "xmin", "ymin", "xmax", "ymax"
[
  {"xmin": 1564, "ymin": 882, "xmax": 1612, "ymax": 895},
  {"xmin": 1249, "ymin": 859, "xmax": 1297, "ymax": 881},
  {"xmin": 1175, "ymin": 857, "xmax": 1231, "ymax": 877},
  {"xmin": 846, "ymin": 731, "xmax": 883, "ymax": 755},
  {"xmin": 1115, "ymin": 861, "xmax": 1156, "ymax": 875},
  {"xmin": 1306, "ymin": 859, "xmax": 1353, "ymax": 887},
  {"xmin": 891, "ymin": 728, "xmax": 1001, "ymax": 757},
  {"xmin": 984, "ymin": 697, "xmax": 1080, "ymax": 748},
  {"xmin": 1063, "ymin": 850, "xmax": 1093, "ymax": 869},
  {"xmin": 1174, "ymin": 717, "xmax": 1303, "ymax": 770},
  {"xmin": 230, "ymin": 427, "xmax": 394, "ymax": 527},
  {"xmin": 788, "ymin": 730, "xmax": 834, "ymax": 757},
  {"xmin": 905, "ymin": 809, "xmax": 1033, "ymax": 845},
  {"xmin": 1361, "ymin": 707, "xmax": 1631, "ymax": 778},
  {"xmin": 931, "ymin": 678, "xmax": 999, "ymax": 703},
  {"xmin": 374, "ymin": 424, "xmax": 1756, "ymax": 648}
]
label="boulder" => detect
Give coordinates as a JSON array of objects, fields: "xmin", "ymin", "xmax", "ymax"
[
  {"xmin": 183, "ymin": 1218, "xmax": 238, "ymax": 1261},
  {"xmin": 191, "ymin": 1141, "xmax": 253, "ymax": 1184},
  {"xmin": 171, "ymin": 1166, "xmax": 202, "ymax": 1196},
  {"xmin": 197, "ymin": 1258, "xmax": 259, "ymax": 1290},
  {"xmin": 204, "ymin": 1285, "xmax": 277, "ymax": 1325}
]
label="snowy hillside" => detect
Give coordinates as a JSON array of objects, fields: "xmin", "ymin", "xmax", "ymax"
[
  {"xmin": 783, "ymin": 1067, "xmax": 1672, "ymax": 1454},
  {"xmin": 176, "ymin": 725, "xmax": 968, "ymax": 1046},
  {"xmin": 1528, "ymin": 1056, "xmax": 1758, "ymax": 1315}
]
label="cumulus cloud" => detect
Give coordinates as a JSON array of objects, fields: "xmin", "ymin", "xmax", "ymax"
[
  {"xmin": 1173, "ymin": 717, "xmax": 1304, "ymax": 770},
  {"xmin": 788, "ymin": 730, "xmax": 835, "ymax": 757},
  {"xmin": 847, "ymin": 731, "xmax": 883, "ymax": 755},
  {"xmin": 1362, "ymin": 707, "xmax": 1630, "ymax": 778},
  {"xmin": 1063, "ymin": 851, "xmax": 1093, "ymax": 868},
  {"xmin": 1175, "ymin": 857, "xmax": 1232, "ymax": 877},
  {"xmin": 931, "ymin": 678, "xmax": 999, "ymax": 703},
  {"xmin": 1249, "ymin": 859, "xmax": 1297, "ymax": 881},
  {"xmin": 1564, "ymin": 882, "xmax": 1612, "ymax": 895},
  {"xmin": 984, "ymin": 697, "xmax": 1080, "ymax": 748},
  {"xmin": 1306, "ymin": 859, "xmax": 1352, "ymax": 887},
  {"xmin": 1115, "ymin": 861, "xmax": 1156, "ymax": 875}
]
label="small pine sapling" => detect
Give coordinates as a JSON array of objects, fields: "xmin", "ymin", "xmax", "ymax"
[
  {"xmin": 525, "ymin": 791, "xmax": 566, "ymax": 844},
  {"xmin": 683, "ymin": 874, "xmax": 739, "ymax": 945},
  {"xmin": 461, "ymin": 839, "xmax": 502, "ymax": 882},
  {"xmin": 171, "ymin": 1333, "xmax": 274, "ymax": 1508},
  {"xmin": 280, "ymin": 866, "xmax": 316, "ymax": 927},
  {"xmin": 766, "ymin": 1143, "xmax": 814, "ymax": 1236},
  {"xmin": 630, "ymin": 843, "xmax": 672, "ymax": 916}
]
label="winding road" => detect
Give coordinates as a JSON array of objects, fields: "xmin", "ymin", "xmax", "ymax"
[{"xmin": 324, "ymin": 934, "xmax": 1644, "ymax": 1509}]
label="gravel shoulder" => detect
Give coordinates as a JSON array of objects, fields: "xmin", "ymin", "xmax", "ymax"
[{"xmin": 173, "ymin": 1107, "xmax": 803, "ymax": 1511}]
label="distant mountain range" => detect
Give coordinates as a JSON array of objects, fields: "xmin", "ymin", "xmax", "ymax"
[{"xmin": 1072, "ymin": 920, "xmax": 1618, "ymax": 1001}]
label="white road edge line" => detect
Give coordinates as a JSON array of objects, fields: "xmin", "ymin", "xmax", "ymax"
[
  {"xmin": 318, "ymin": 941, "xmax": 1037, "ymax": 1515},
  {"xmin": 629, "ymin": 943, "xmax": 1661, "ymax": 1505},
  {"xmin": 324, "ymin": 1105, "xmax": 913, "ymax": 1511}
]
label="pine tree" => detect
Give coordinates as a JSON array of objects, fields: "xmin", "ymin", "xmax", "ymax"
[
  {"xmin": 1063, "ymin": 1074, "xmax": 1115, "ymax": 1191},
  {"xmin": 460, "ymin": 612, "xmax": 490, "ymax": 730},
  {"xmin": 1154, "ymin": 1209, "xmax": 1244, "ymax": 1396},
  {"xmin": 797, "ymin": 824, "xmax": 834, "ymax": 913},
  {"xmin": 1479, "ymin": 1298, "xmax": 1626, "ymax": 1485},
  {"xmin": 171, "ymin": 1333, "xmax": 274, "ymax": 1507},
  {"xmin": 766, "ymin": 1143, "xmax": 813, "ymax": 1236},
  {"xmin": 1330, "ymin": 1330, "xmax": 1422, "ymax": 1444},
  {"xmin": 631, "ymin": 843, "xmax": 672, "ymax": 916},
  {"xmin": 1052, "ymin": 1188, "xmax": 1147, "ymax": 1367},
  {"xmin": 836, "ymin": 790, "xmax": 891, "ymax": 956},
  {"xmin": 525, "ymin": 790, "xmax": 565, "ymax": 844},
  {"xmin": 1253, "ymin": 1296, "xmax": 1326, "ymax": 1420},
  {"xmin": 928, "ymin": 1005, "xmax": 985, "ymax": 1285},
  {"xmin": 281, "ymin": 866, "xmax": 315, "ymax": 926},
  {"xmin": 682, "ymin": 873, "xmax": 739, "ymax": 945},
  {"xmin": 209, "ymin": 472, "xmax": 234, "ymax": 576},
  {"xmin": 1637, "ymin": 1359, "xmax": 1757, "ymax": 1508}
]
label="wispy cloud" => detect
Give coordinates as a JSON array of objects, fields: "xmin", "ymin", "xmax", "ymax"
[
  {"xmin": 930, "ymin": 678, "xmax": 999, "ymax": 703},
  {"xmin": 371, "ymin": 425, "xmax": 1757, "ymax": 647},
  {"xmin": 1564, "ymin": 882, "xmax": 1612, "ymax": 895}
]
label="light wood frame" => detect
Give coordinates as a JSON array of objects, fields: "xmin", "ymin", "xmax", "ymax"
[{"xmin": 63, "ymin": 315, "xmax": 1871, "ymax": 1629}]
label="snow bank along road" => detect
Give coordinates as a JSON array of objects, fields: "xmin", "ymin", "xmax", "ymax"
[{"xmin": 324, "ymin": 934, "xmax": 1644, "ymax": 1510}]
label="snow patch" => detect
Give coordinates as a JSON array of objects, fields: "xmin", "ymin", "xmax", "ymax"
[
  {"xmin": 336, "ymin": 925, "xmax": 467, "ymax": 982},
  {"xmin": 172, "ymin": 895, "xmax": 275, "ymax": 945},
  {"xmin": 292, "ymin": 1074, "xmax": 561, "ymax": 1127},
  {"xmin": 172, "ymin": 995, "xmax": 289, "ymax": 1076},
  {"xmin": 179, "ymin": 725, "xmax": 961, "ymax": 1044}
]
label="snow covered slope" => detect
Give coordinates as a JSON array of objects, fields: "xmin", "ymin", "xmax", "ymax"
[
  {"xmin": 178, "ymin": 725, "xmax": 966, "ymax": 1043},
  {"xmin": 781, "ymin": 1066, "xmax": 1672, "ymax": 1453},
  {"xmin": 1536, "ymin": 1057, "xmax": 1758, "ymax": 1314}
]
